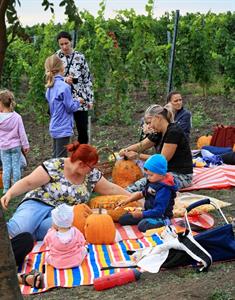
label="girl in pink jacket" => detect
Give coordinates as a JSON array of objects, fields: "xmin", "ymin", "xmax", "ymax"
[
  {"xmin": 44, "ymin": 203, "xmax": 87, "ymax": 269},
  {"xmin": 0, "ymin": 89, "xmax": 29, "ymax": 194}
]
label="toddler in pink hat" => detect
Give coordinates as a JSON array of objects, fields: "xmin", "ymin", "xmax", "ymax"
[{"xmin": 44, "ymin": 203, "xmax": 87, "ymax": 269}]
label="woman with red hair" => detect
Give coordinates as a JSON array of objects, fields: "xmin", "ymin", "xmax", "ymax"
[{"xmin": 1, "ymin": 142, "xmax": 130, "ymax": 240}]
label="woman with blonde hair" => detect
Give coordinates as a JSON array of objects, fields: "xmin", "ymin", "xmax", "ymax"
[
  {"xmin": 119, "ymin": 104, "xmax": 193, "ymax": 190},
  {"xmin": 44, "ymin": 54, "xmax": 82, "ymax": 158}
]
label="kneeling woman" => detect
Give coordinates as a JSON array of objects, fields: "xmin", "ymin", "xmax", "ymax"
[{"xmin": 120, "ymin": 104, "xmax": 193, "ymax": 190}]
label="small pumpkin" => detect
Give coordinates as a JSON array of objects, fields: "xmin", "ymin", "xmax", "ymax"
[
  {"xmin": 72, "ymin": 203, "xmax": 92, "ymax": 235},
  {"xmin": 112, "ymin": 159, "xmax": 143, "ymax": 188},
  {"xmin": 88, "ymin": 195, "xmax": 140, "ymax": 222},
  {"xmin": 84, "ymin": 208, "xmax": 116, "ymax": 244},
  {"xmin": 196, "ymin": 135, "xmax": 212, "ymax": 149}
]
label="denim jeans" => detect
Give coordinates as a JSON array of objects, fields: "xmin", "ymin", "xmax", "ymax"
[
  {"xmin": 119, "ymin": 213, "xmax": 170, "ymax": 232},
  {"xmin": 1, "ymin": 146, "xmax": 21, "ymax": 193},
  {"xmin": 126, "ymin": 172, "xmax": 193, "ymax": 192},
  {"xmin": 7, "ymin": 200, "xmax": 53, "ymax": 241}
]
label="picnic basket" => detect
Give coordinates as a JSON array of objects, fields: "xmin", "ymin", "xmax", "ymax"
[{"xmin": 96, "ymin": 147, "xmax": 117, "ymax": 179}]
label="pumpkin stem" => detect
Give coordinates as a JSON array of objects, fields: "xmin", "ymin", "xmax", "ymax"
[{"xmin": 99, "ymin": 205, "xmax": 102, "ymax": 214}]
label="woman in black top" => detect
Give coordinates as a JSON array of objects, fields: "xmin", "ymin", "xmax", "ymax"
[{"xmin": 119, "ymin": 104, "xmax": 193, "ymax": 190}]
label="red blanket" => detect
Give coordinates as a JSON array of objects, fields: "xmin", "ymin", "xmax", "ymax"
[{"xmin": 181, "ymin": 164, "xmax": 235, "ymax": 191}]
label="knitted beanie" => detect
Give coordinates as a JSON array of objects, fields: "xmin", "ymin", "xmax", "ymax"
[
  {"xmin": 51, "ymin": 203, "xmax": 74, "ymax": 228},
  {"xmin": 144, "ymin": 154, "xmax": 167, "ymax": 175}
]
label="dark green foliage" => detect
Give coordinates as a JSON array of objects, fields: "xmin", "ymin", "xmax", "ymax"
[{"xmin": 2, "ymin": 2, "xmax": 235, "ymax": 125}]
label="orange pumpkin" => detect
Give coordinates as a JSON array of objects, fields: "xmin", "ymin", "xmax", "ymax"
[
  {"xmin": 0, "ymin": 169, "xmax": 3, "ymax": 189},
  {"xmin": 112, "ymin": 159, "xmax": 143, "ymax": 188},
  {"xmin": 72, "ymin": 204, "xmax": 92, "ymax": 235},
  {"xmin": 88, "ymin": 195, "xmax": 140, "ymax": 222},
  {"xmin": 84, "ymin": 209, "xmax": 116, "ymax": 244},
  {"xmin": 196, "ymin": 135, "xmax": 212, "ymax": 149}
]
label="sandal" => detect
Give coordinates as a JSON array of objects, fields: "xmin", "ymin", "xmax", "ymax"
[{"xmin": 20, "ymin": 269, "xmax": 44, "ymax": 289}]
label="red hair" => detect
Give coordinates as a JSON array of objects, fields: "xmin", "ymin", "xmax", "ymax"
[{"xmin": 66, "ymin": 142, "xmax": 98, "ymax": 165}]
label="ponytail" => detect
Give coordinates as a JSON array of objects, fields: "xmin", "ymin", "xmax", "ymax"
[
  {"xmin": 45, "ymin": 71, "xmax": 55, "ymax": 88},
  {"xmin": 145, "ymin": 103, "xmax": 174, "ymax": 123},
  {"xmin": 44, "ymin": 54, "xmax": 63, "ymax": 88}
]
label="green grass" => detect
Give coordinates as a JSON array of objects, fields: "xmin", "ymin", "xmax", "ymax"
[{"xmin": 209, "ymin": 289, "xmax": 233, "ymax": 300}]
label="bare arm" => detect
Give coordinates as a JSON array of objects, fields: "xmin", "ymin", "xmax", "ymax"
[
  {"xmin": 161, "ymin": 143, "xmax": 178, "ymax": 161},
  {"xmin": 1, "ymin": 166, "xmax": 51, "ymax": 210},
  {"xmin": 119, "ymin": 138, "xmax": 155, "ymax": 159},
  {"xmin": 139, "ymin": 153, "xmax": 151, "ymax": 161},
  {"xmin": 94, "ymin": 176, "xmax": 131, "ymax": 196}
]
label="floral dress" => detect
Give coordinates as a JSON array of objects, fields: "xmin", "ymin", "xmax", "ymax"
[{"xmin": 21, "ymin": 158, "xmax": 102, "ymax": 207}]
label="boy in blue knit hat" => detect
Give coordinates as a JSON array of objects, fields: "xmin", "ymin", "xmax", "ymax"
[{"xmin": 116, "ymin": 154, "xmax": 177, "ymax": 232}]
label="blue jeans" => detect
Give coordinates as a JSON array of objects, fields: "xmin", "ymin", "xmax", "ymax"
[
  {"xmin": 1, "ymin": 147, "xmax": 21, "ymax": 193},
  {"xmin": 119, "ymin": 213, "xmax": 170, "ymax": 232},
  {"xmin": 126, "ymin": 172, "xmax": 193, "ymax": 192},
  {"xmin": 7, "ymin": 200, "xmax": 53, "ymax": 241}
]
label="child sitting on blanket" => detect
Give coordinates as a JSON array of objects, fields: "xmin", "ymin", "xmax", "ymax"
[
  {"xmin": 116, "ymin": 154, "xmax": 177, "ymax": 232},
  {"xmin": 44, "ymin": 203, "xmax": 87, "ymax": 269}
]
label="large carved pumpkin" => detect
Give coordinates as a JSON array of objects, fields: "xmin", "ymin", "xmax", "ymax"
[
  {"xmin": 112, "ymin": 159, "xmax": 143, "ymax": 188},
  {"xmin": 72, "ymin": 203, "xmax": 92, "ymax": 235},
  {"xmin": 196, "ymin": 135, "xmax": 212, "ymax": 149},
  {"xmin": 84, "ymin": 209, "xmax": 116, "ymax": 244},
  {"xmin": 88, "ymin": 195, "xmax": 141, "ymax": 222}
]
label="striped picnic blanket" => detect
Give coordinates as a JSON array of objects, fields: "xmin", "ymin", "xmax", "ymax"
[
  {"xmin": 19, "ymin": 235, "xmax": 162, "ymax": 295},
  {"xmin": 32, "ymin": 224, "xmax": 144, "ymax": 253},
  {"xmin": 180, "ymin": 164, "xmax": 235, "ymax": 191}
]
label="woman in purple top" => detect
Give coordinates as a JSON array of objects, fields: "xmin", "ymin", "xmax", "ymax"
[
  {"xmin": 0, "ymin": 90, "xmax": 29, "ymax": 193},
  {"xmin": 44, "ymin": 54, "xmax": 82, "ymax": 158}
]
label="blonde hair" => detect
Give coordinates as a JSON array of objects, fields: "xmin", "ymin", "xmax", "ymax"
[
  {"xmin": 0, "ymin": 89, "xmax": 16, "ymax": 111},
  {"xmin": 45, "ymin": 54, "xmax": 64, "ymax": 88},
  {"xmin": 144, "ymin": 103, "xmax": 174, "ymax": 123}
]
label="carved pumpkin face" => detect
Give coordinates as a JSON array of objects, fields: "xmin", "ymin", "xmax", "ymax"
[
  {"xmin": 72, "ymin": 203, "xmax": 92, "ymax": 235},
  {"xmin": 112, "ymin": 159, "xmax": 143, "ymax": 188},
  {"xmin": 84, "ymin": 212, "xmax": 116, "ymax": 245}
]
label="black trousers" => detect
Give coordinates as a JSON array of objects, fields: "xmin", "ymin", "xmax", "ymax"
[
  {"xmin": 11, "ymin": 232, "xmax": 34, "ymax": 266},
  {"xmin": 53, "ymin": 137, "xmax": 70, "ymax": 158},
  {"xmin": 74, "ymin": 110, "xmax": 89, "ymax": 144}
]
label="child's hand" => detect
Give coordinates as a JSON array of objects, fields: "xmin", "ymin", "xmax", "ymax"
[
  {"xmin": 23, "ymin": 148, "xmax": 30, "ymax": 154},
  {"xmin": 115, "ymin": 198, "xmax": 130, "ymax": 209},
  {"xmin": 130, "ymin": 209, "xmax": 143, "ymax": 218}
]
